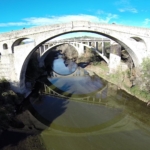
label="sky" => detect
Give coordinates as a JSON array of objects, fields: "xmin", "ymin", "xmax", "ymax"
[{"xmin": 0, "ymin": 0, "xmax": 150, "ymax": 38}]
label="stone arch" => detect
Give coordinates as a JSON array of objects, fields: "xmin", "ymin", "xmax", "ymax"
[
  {"xmin": 19, "ymin": 29, "xmax": 140, "ymax": 93},
  {"xmin": 11, "ymin": 38, "xmax": 34, "ymax": 53},
  {"xmin": 39, "ymin": 31, "xmax": 138, "ymax": 68},
  {"xmin": 3, "ymin": 43, "xmax": 8, "ymax": 50}
]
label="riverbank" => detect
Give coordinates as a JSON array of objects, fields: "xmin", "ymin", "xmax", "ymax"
[
  {"xmin": 0, "ymin": 79, "xmax": 47, "ymax": 150},
  {"xmin": 0, "ymin": 130, "xmax": 46, "ymax": 150},
  {"xmin": 85, "ymin": 64, "xmax": 150, "ymax": 104}
]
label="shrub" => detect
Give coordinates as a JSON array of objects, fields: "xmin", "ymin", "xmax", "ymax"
[
  {"xmin": 0, "ymin": 78, "xmax": 10, "ymax": 91},
  {"xmin": 138, "ymin": 57, "xmax": 150, "ymax": 92}
]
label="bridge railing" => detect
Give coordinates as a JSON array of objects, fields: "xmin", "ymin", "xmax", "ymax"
[
  {"xmin": 1, "ymin": 21, "xmax": 150, "ymax": 42},
  {"xmin": 42, "ymin": 83, "xmax": 108, "ymax": 105}
]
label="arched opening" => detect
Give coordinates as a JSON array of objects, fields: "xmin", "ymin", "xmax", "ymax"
[
  {"xmin": 130, "ymin": 37, "xmax": 147, "ymax": 51},
  {"xmin": 11, "ymin": 25, "xmax": 150, "ymax": 150},
  {"xmin": 20, "ymin": 30, "xmax": 138, "ymax": 92},
  {"xmin": 11, "ymin": 38, "xmax": 34, "ymax": 53},
  {"xmin": 3, "ymin": 43, "xmax": 8, "ymax": 50},
  {"xmin": 131, "ymin": 37, "xmax": 144, "ymax": 42},
  {"xmin": 25, "ymin": 43, "xmax": 79, "ymax": 86}
]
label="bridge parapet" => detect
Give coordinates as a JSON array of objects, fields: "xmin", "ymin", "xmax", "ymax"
[{"xmin": 0, "ymin": 21, "xmax": 150, "ymax": 42}]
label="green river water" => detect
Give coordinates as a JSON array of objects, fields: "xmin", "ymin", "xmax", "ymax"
[{"xmin": 29, "ymin": 75, "xmax": 150, "ymax": 150}]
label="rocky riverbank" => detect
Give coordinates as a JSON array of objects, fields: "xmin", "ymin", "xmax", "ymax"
[
  {"xmin": 85, "ymin": 64, "xmax": 150, "ymax": 104},
  {"xmin": 0, "ymin": 79, "xmax": 47, "ymax": 150}
]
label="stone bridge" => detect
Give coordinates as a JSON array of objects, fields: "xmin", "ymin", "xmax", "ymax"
[{"xmin": 0, "ymin": 21, "xmax": 150, "ymax": 93}]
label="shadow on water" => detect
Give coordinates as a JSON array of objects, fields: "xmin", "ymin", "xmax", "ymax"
[
  {"xmin": 1, "ymin": 75, "xmax": 150, "ymax": 150},
  {"xmin": 78, "ymin": 62, "xmax": 90, "ymax": 68},
  {"xmin": 28, "ymin": 95, "xmax": 69, "ymax": 126},
  {"xmin": 0, "ymin": 79, "xmax": 69, "ymax": 150},
  {"xmin": 0, "ymin": 66, "xmax": 104, "ymax": 149},
  {"xmin": 2, "ymin": 50, "xmax": 150, "ymax": 150}
]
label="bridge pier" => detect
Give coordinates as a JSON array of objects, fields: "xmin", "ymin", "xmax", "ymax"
[
  {"xmin": 78, "ymin": 43, "xmax": 85, "ymax": 56},
  {"xmin": 95, "ymin": 42, "xmax": 98, "ymax": 50},
  {"xmin": 109, "ymin": 43, "xmax": 121, "ymax": 73},
  {"xmin": 102, "ymin": 40, "xmax": 105, "ymax": 55}
]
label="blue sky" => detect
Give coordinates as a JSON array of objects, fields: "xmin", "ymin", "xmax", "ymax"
[{"xmin": 0, "ymin": 0, "xmax": 150, "ymax": 34}]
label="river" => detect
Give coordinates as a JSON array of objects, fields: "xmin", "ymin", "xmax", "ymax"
[{"xmin": 25, "ymin": 57, "xmax": 150, "ymax": 150}]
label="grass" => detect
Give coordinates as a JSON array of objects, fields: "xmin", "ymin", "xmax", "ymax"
[{"xmin": 88, "ymin": 63, "xmax": 150, "ymax": 103}]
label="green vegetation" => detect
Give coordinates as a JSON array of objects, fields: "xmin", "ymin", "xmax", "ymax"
[
  {"xmin": 138, "ymin": 57, "xmax": 150, "ymax": 92},
  {"xmin": 106, "ymin": 67, "xmax": 150, "ymax": 102},
  {"xmin": 129, "ymin": 57, "xmax": 150, "ymax": 101},
  {"xmin": 87, "ymin": 58, "xmax": 150, "ymax": 103}
]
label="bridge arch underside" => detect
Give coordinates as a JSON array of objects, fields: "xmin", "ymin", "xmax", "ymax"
[
  {"xmin": 19, "ymin": 29, "xmax": 140, "ymax": 93},
  {"xmin": 72, "ymin": 42, "xmax": 109, "ymax": 64},
  {"xmin": 40, "ymin": 43, "xmax": 79, "ymax": 63},
  {"xmin": 130, "ymin": 37, "xmax": 147, "ymax": 51},
  {"xmin": 12, "ymin": 37, "xmax": 33, "ymax": 53}
]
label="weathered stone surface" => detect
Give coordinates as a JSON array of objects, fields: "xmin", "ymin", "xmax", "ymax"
[{"xmin": 0, "ymin": 21, "xmax": 150, "ymax": 93}]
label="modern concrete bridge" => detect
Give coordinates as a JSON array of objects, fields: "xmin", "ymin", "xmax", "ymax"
[
  {"xmin": 39, "ymin": 39, "xmax": 110, "ymax": 66},
  {"xmin": 0, "ymin": 21, "xmax": 150, "ymax": 93}
]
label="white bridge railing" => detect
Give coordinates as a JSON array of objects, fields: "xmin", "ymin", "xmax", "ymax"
[{"xmin": 38, "ymin": 40, "xmax": 110, "ymax": 63}]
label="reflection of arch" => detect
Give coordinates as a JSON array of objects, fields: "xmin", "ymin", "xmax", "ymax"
[
  {"xmin": 20, "ymin": 29, "xmax": 140, "ymax": 93},
  {"xmin": 11, "ymin": 38, "xmax": 33, "ymax": 53},
  {"xmin": 3, "ymin": 43, "xmax": 8, "ymax": 50},
  {"xmin": 29, "ymin": 92, "xmax": 125, "ymax": 133}
]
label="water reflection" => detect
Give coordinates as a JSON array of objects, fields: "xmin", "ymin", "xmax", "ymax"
[
  {"xmin": 22, "ymin": 52, "xmax": 150, "ymax": 150},
  {"xmin": 47, "ymin": 75, "xmax": 105, "ymax": 95},
  {"xmin": 21, "ymin": 73, "xmax": 150, "ymax": 150},
  {"xmin": 52, "ymin": 58, "xmax": 77, "ymax": 75},
  {"xmin": 29, "ymin": 95, "xmax": 68, "ymax": 126},
  {"xmin": 44, "ymin": 50, "xmax": 78, "ymax": 76}
]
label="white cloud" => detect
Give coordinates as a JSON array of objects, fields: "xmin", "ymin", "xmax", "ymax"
[
  {"xmin": 106, "ymin": 13, "xmax": 118, "ymax": 22},
  {"xmin": 0, "ymin": 14, "xmax": 118, "ymax": 28},
  {"xmin": 143, "ymin": 18, "xmax": 150, "ymax": 26},
  {"xmin": 115, "ymin": 0, "xmax": 130, "ymax": 5},
  {"xmin": 0, "ymin": 22, "xmax": 27, "ymax": 27},
  {"xmin": 115, "ymin": 0, "xmax": 138, "ymax": 13},
  {"xmin": 118, "ymin": 7, "xmax": 137, "ymax": 13},
  {"xmin": 96, "ymin": 10, "xmax": 105, "ymax": 15},
  {"xmin": 95, "ymin": 10, "xmax": 118, "ymax": 22}
]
